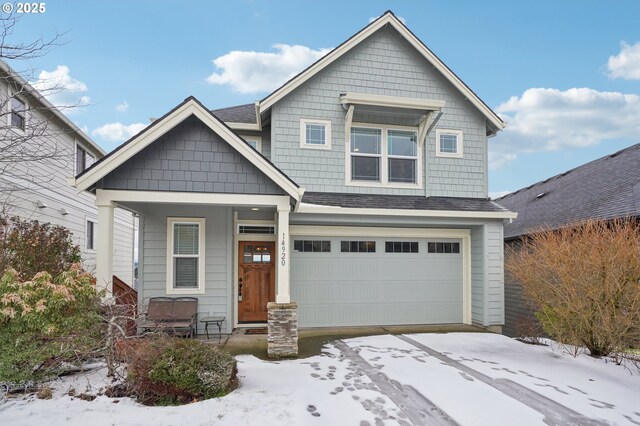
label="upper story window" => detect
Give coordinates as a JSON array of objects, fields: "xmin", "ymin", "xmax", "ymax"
[
  {"xmin": 300, "ymin": 119, "xmax": 331, "ymax": 150},
  {"xmin": 10, "ymin": 97, "xmax": 26, "ymax": 130},
  {"xmin": 241, "ymin": 135, "xmax": 262, "ymax": 152},
  {"xmin": 435, "ymin": 129, "xmax": 463, "ymax": 158},
  {"xmin": 76, "ymin": 144, "xmax": 95, "ymax": 174},
  {"xmin": 349, "ymin": 125, "xmax": 420, "ymax": 187}
]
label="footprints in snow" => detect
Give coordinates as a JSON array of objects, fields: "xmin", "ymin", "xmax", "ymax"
[{"xmin": 306, "ymin": 404, "xmax": 320, "ymax": 417}]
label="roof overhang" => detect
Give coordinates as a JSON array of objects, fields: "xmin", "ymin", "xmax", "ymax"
[
  {"xmin": 340, "ymin": 92, "xmax": 445, "ymax": 111},
  {"xmin": 296, "ymin": 202, "xmax": 518, "ymax": 220},
  {"xmin": 71, "ymin": 97, "xmax": 303, "ymax": 202},
  {"xmin": 257, "ymin": 11, "xmax": 505, "ymax": 133}
]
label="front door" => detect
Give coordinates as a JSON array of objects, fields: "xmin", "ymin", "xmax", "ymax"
[{"xmin": 238, "ymin": 241, "xmax": 275, "ymax": 323}]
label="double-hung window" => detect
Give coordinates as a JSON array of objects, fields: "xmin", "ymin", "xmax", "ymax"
[
  {"xmin": 167, "ymin": 218, "xmax": 205, "ymax": 294},
  {"xmin": 76, "ymin": 144, "xmax": 95, "ymax": 174},
  {"xmin": 349, "ymin": 125, "xmax": 419, "ymax": 186}
]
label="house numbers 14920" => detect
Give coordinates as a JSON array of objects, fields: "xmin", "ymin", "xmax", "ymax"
[{"xmin": 280, "ymin": 233, "xmax": 286, "ymax": 266}]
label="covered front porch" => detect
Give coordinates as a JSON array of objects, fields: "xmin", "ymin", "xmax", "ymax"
[{"xmin": 94, "ymin": 188, "xmax": 298, "ymax": 356}]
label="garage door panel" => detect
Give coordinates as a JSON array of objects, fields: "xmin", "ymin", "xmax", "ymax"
[{"xmin": 291, "ymin": 236, "xmax": 463, "ymax": 327}]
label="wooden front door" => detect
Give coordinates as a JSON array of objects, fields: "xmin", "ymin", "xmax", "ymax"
[{"xmin": 238, "ymin": 241, "xmax": 275, "ymax": 323}]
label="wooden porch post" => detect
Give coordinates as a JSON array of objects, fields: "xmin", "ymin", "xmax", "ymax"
[
  {"xmin": 96, "ymin": 200, "xmax": 115, "ymax": 295},
  {"xmin": 275, "ymin": 205, "xmax": 290, "ymax": 303}
]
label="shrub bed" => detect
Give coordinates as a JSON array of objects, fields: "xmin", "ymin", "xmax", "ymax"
[{"xmin": 124, "ymin": 336, "xmax": 237, "ymax": 405}]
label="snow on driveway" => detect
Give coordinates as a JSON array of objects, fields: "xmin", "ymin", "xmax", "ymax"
[{"xmin": 1, "ymin": 333, "xmax": 638, "ymax": 426}]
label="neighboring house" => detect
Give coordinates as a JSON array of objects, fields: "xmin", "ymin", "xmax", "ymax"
[
  {"xmin": 72, "ymin": 11, "xmax": 516, "ymax": 354},
  {"xmin": 496, "ymin": 142, "xmax": 640, "ymax": 337},
  {"xmin": 0, "ymin": 59, "xmax": 135, "ymax": 285}
]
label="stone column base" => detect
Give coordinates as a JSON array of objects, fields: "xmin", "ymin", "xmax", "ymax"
[{"xmin": 267, "ymin": 302, "xmax": 298, "ymax": 358}]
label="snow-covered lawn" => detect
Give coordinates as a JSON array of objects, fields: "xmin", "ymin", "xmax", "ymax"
[{"xmin": 1, "ymin": 333, "xmax": 638, "ymax": 426}]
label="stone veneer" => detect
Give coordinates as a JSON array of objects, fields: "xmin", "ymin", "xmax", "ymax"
[{"xmin": 267, "ymin": 302, "xmax": 298, "ymax": 358}]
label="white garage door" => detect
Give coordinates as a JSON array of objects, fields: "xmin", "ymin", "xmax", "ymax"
[{"xmin": 291, "ymin": 236, "xmax": 463, "ymax": 327}]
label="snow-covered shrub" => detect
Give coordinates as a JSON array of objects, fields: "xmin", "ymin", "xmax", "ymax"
[
  {"xmin": 0, "ymin": 265, "xmax": 102, "ymax": 383},
  {"xmin": 125, "ymin": 336, "xmax": 237, "ymax": 405},
  {"xmin": 506, "ymin": 219, "xmax": 640, "ymax": 358}
]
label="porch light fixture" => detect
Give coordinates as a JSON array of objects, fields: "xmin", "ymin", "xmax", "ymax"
[
  {"xmin": 35, "ymin": 200, "xmax": 47, "ymax": 209},
  {"xmin": 59, "ymin": 208, "xmax": 70, "ymax": 215},
  {"xmin": 251, "ymin": 207, "xmax": 260, "ymax": 211}
]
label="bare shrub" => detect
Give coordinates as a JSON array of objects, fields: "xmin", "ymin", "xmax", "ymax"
[{"xmin": 506, "ymin": 219, "xmax": 640, "ymax": 358}]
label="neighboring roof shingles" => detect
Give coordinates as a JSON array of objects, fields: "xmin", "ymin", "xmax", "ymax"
[
  {"xmin": 211, "ymin": 104, "xmax": 256, "ymax": 124},
  {"xmin": 302, "ymin": 192, "xmax": 509, "ymax": 212},
  {"xmin": 497, "ymin": 143, "xmax": 640, "ymax": 239}
]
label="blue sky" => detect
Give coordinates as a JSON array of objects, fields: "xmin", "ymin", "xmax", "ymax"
[{"xmin": 11, "ymin": 0, "xmax": 640, "ymax": 196}]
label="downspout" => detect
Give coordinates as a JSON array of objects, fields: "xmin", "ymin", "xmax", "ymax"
[{"xmin": 424, "ymin": 111, "xmax": 443, "ymax": 198}]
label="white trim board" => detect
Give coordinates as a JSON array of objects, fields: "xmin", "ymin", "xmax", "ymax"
[
  {"xmin": 258, "ymin": 12, "xmax": 504, "ymax": 134},
  {"xmin": 73, "ymin": 98, "xmax": 302, "ymax": 201},
  {"xmin": 295, "ymin": 202, "xmax": 517, "ymax": 220}
]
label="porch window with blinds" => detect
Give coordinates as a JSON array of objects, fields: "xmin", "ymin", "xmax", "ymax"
[{"xmin": 167, "ymin": 218, "xmax": 205, "ymax": 293}]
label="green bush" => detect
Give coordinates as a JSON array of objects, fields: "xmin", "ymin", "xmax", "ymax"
[
  {"xmin": 0, "ymin": 265, "xmax": 102, "ymax": 383},
  {"xmin": 126, "ymin": 336, "xmax": 237, "ymax": 405},
  {"xmin": 0, "ymin": 214, "xmax": 81, "ymax": 278}
]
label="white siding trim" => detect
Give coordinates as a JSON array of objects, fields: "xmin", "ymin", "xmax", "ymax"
[
  {"xmin": 295, "ymin": 203, "xmax": 518, "ymax": 219},
  {"xmin": 166, "ymin": 217, "xmax": 206, "ymax": 295}
]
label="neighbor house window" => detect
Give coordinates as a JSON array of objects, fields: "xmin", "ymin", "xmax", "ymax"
[
  {"xmin": 86, "ymin": 220, "xmax": 96, "ymax": 250},
  {"xmin": 166, "ymin": 218, "xmax": 205, "ymax": 294},
  {"xmin": 76, "ymin": 144, "xmax": 95, "ymax": 174},
  {"xmin": 427, "ymin": 242, "xmax": 460, "ymax": 254},
  {"xmin": 294, "ymin": 240, "xmax": 331, "ymax": 253},
  {"xmin": 341, "ymin": 241, "xmax": 376, "ymax": 253},
  {"xmin": 435, "ymin": 129, "xmax": 463, "ymax": 158},
  {"xmin": 349, "ymin": 125, "xmax": 419, "ymax": 186},
  {"xmin": 300, "ymin": 119, "xmax": 331, "ymax": 149},
  {"xmin": 10, "ymin": 96, "xmax": 26, "ymax": 130}
]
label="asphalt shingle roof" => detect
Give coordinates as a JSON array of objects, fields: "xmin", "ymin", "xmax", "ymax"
[
  {"xmin": 497, "ymin": 143, "xmax": 640, "ymax": 239},
  {"xmin": 211, "ymin": 104, "xmax": 256, "ymax": 124},
  {"xmin": 302, "ymin": 192, "xmax": 509, "ymax": 212}
]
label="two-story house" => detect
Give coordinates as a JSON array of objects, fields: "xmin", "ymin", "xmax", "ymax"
[
  {"xmin": 0, "ymin": 59, "xmax": 135, "ymax": 285},
  {"xmin": 72, "ymin": 12, "xmax": 515, "ymax": 355}
]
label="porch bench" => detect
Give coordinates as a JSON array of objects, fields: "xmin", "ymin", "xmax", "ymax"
[{"xmin": 140, "ymin": 297, "xmax": 198, "ymax": 338}]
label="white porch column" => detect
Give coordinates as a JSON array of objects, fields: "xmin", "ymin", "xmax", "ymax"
[
  {"xmin": 275, "ymin": 206, "xmax": 290, "ymax": 303},
  {"xmin": 96, "ymin": 200, "xmax": 115, "ymax": 294}
]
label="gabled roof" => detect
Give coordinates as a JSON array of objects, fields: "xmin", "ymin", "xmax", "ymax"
[
  {"xmin": 0, "ymin": 59, "xmax": 105, "ymax": 157},
  {"xmin": 497, "ymin": 143, "xmax": 640, "ymax": 240},
  {"xmin": 73, "ymin": 96, "xmax": 302, "ymax": 200},
  {"xmin": 211, "ymin": 103, "xmax": 256, "ymax": 123},
  {"xmin": 258, "ymin": 10, "xmax": 505, "ymax": 134}
]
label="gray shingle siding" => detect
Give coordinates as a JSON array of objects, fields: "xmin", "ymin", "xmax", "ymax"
[
  {"xmin": 470, "ymin": 221, "xmax": 504, "ymax": 326},
  {"xmin": 98, "ymin": 116, "xmax": 285, "ymax": 195},
  {"xmin": 270, "ymin": 25, "xmax": 488, "ymax": 198}
]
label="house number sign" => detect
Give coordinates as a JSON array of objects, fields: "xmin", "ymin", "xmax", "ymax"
[{"xmin": 280, "ymin": 233, "xmax": 286, "ymax": 266}]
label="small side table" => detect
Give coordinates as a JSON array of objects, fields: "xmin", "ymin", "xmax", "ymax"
[{"xmin": 200, "ymin": 316, "xmax": 225, "ymax": 339}]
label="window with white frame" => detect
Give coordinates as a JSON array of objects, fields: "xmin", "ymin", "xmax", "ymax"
[
  {"xmin": 86, "ymin": 220, "xmax": 96, "ymax": 250},
  {"xmin": 435, "ymin": 129, "xmax": 463, "ymax": 158},
  {"xmin": 76, "ymin": 144, "xmax": 95, "ymax": 174},
  {"xmin": 167, "ymin": 218, "xmax": 205, "ymax": 293},
  {"xmin": 241, "ymin": 135, "xmax": 262, "ymax": 152},
  {"xmin": 349, "ymin": 125, "xmax": 419, "ymax": 185},
  {"xmin": 300, "ymin": 119, "xmax": 331, "ymax": 149}
]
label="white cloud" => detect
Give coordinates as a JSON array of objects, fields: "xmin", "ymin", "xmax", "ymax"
[
  {"xmin": 30, "ymin": 65, "xmax": 90, "ymax": 112},
  {"xmin": 490, "ymin": 87, "xmax": 640, "ymax": 169},
  {"xmin": 206, "ymin": 44, "xmax": 332, "ymax": 93},
  {"xmin": 369, "ymin": 15, "xmax": 406, "ymax": 24},
  {"xmin": 606, "ymin": 41, "xmax": 640, "ymax": 80},
  {"xmin": 115, "ymin": 100, "xmax": 129, "ymax": 112},
  {"xmin": 92, "ymin": 122, "xmax": 146, "ymax": 143},
  {"xmin": 489, "ymin": 191, "xmax": 512, "ymax": 200}
]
